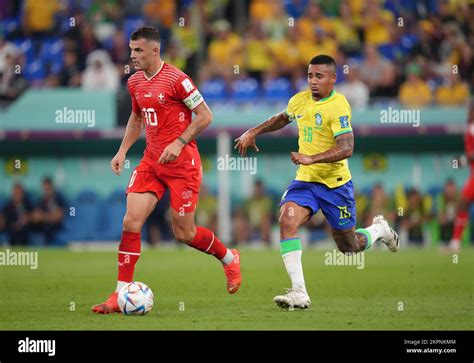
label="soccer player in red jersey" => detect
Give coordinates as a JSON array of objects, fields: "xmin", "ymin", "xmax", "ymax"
[
  {"xmin": 449, "ymin": 101, "xmax": 474, "ymax": 253},
  {"xmin": 92, "ymin": 26, "xmax": 241, "ymax": 314}
]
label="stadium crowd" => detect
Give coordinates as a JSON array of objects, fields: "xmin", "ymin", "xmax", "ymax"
[
  {"xmin": 0, "ymin": 0, "xmax": 473, "ymax": 247},
  {"xmin": 0, "ymin": 0, "xmax": 472, "ymax": 106},
  {"xmin": 0, "ymin": 177, "xmax": 468, "ymax": 247}
]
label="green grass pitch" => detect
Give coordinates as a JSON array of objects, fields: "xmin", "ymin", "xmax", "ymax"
[{"xmin": 0, "ymin": 247, "xmax": 472, "ymax": 330}]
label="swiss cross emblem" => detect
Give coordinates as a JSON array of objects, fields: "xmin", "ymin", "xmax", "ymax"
[{"xmin": 158, "ymin": 93, "xmax": 165, "ymax": 103}]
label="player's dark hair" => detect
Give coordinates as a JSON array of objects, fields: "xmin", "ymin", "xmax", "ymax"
[
  {"xmin": 130, "ymin": 26, "xmax": 161, "ymax": 42},
  {"xmin": 309, "ymin": 54, "xmax": 336, "ymax": 68}
]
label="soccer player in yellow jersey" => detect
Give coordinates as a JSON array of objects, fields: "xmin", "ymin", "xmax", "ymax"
[{"xmin": 235, "ymin": 55, "xmax": 399, "ymax": 309}]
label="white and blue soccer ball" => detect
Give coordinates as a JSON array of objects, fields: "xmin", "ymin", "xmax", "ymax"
[{"xmin": 118, "ymin": 281, "xmax": 154, "ymax": 315}]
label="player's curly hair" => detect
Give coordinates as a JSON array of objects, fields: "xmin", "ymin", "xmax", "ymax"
[{"xmin": 130, "ymin": 26, "xmax": 160, "ymax": 42}]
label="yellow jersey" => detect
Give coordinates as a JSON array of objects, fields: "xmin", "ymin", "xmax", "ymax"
[{"xmin": 285, "ymin": 89, "xmax": 353, "ymax": 188}]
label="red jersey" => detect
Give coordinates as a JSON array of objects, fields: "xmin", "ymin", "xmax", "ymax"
[{"xmin": 127, "ymin": 62, "xmax": 204, "ymax": 161}]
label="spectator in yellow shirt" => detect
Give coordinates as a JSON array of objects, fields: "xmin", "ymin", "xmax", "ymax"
[
  {"xmin": 244, "ymin": 20, "xmax": 274, "ymax": 81},
  {"xmin": 207, "ymin": 20, "xmax": 244, "ymax": 80},
  {"xmin": 362, "ymin": 0, "xmax": 394, "ymax": 46},
  {"xmin": 332, "ymin": 1, "xmax": 361, "ymax": 53},
  {"xmin": 435, "ymin": 72, "xmax": 470, "ymax": 106},
  {"xmin": 22, "ymin": 0, "xmax": 60, "ymax": 35},
  {"xmin": 297, "ymin": 28, "xmax": 338, "ymax": 65},
  {"xmin": 143, "ymin": 0, "xmax": 176, "ymax": 28},
  {"xmin": 261, "ymin": 1, "xmax": 289, "ymax": 41},
  {"xmin": 270, "ymin": 26, "xmax": 303, "ymax": 78},
  {"xmin": 250, "ymin": 0, "xmax": 280, "ymax": 21},
  {"xmin": 398, "ymin": 63, "xmax": 433, "ymax": 108},
  {"xmin": 296, "ymin": 2, "xmax": 333, "ymax": 42}
]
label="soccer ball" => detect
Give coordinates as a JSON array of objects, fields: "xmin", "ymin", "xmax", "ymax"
[{"xmin": 118, "ymin": 281, "xmax": 154, "ymax": 315}]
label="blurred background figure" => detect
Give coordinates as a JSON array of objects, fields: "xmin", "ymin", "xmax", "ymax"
[
  {"xmin": 400, "ymin": 188, "xmax": 431, "ymax": 246},
  {"xmin": 31, "ymin": 177, "xmax": 65, "ymax": 246},
  {"xmin": 336, "ymin": 65, "xmax": 369, "ymax": 108},
  {"xmin": 436, "ymin": 179, "xmax": 458, "ymax": 246},
  {"xmin": 4, "ymin": 184, "xmax": 33, "ymax": 246},
  {"xmin": 195, "ymin": 184, "xmax": 218, "ymax": 233},
  {"xmin": 398, "ymin": 62, "xmax": 433, "ymax": 108},
  {"xmin": 232, "ymin": 207, "xmax": 250, "ymax": 246},
  {"xmin": 0, "ymin": 0, "xmax": 472, "ymax": 249},
  {"xmin": 244, "ymin": 180, "xmax": 273, "ymax": 246},
  {"xmin": 364, "ymin": 183, "xmax": 395, "ymax": 227},
  {"xmin": 359, "ymin": 44, "xmax": 396, "ymax": 98},
  {"xmin": 435, "ymin": 72, "xmax": 470, "ymax": 106},
  {"xmin": 0, "ymin": 44, "xmax": 27, "ymax": 100},
  {"xmin": 82, "ymin": 49, "xmax": 119, "ymax": 90},
  {"xmin": 147, "ymin": 190, "xmax": 171, "ymax": 247}
]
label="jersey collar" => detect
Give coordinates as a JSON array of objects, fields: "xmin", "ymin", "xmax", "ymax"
[
  {"xmin": 311, "ymin": 89, "xmax": 336, "ymax": 103},
  {"xmin": 143, "ymin": 61, "xmax": 165, "ymax": 81}
]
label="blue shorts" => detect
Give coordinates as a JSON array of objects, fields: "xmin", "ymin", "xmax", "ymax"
[{"xmin": 279, "ymin": 180, "xmax": 356, "ymax": 230}]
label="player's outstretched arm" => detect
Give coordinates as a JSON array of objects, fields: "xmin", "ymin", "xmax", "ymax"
[
  {"xmin": 158, "ymin": 102, "xmax": 212, "ymax": 163},
  {"xmin": 291, "ymin": 132, "xmax": 354, "ymax": 165},
  {"xmin": 111, "ymin": 111, "xmax": 143, "ymax": 175},
  {"xmin": 234, "ymin": 110, "xmax": 290, "ymax": 157}
]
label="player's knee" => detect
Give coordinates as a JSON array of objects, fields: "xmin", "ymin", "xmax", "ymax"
[
  {"xmin": 172, "ymin": 225, "xmax": 193, "ymax": 244},
  {"xmin": 123, "ymin": 214, "xmax": 144, "ymax": 233},
  {"xmin": 279, "ymin": 214, "xmax": 298, "ymax": 236}
]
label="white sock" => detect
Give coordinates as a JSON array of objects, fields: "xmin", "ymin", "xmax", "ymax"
[
  {"xmin": 365, "ymin": 223, "xmax": 386, "ymax": 242},
  {"xmin": 282, "ymin": 251, "xmax": 307, "ymax": 294},
  {"xmin": 115, "ymin": 280, "xmax": 128, "ymax": 292},
  {"xmin": 356, "ymin": 223, "xmax": 386, "ymax": 250},
  {"xmin": 220, "ymin": 249, "xmax": 234, "ymax": 265}
]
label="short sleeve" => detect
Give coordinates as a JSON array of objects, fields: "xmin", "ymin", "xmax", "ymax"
[
  {"xmin": 127, "ymin": 81, "xmax": 140, "ymax": 115},
  {"xmin": 175, "ymin": 75, "xmax": 205, "ymax": 110},
  {"xmin": 331, "ymin": 103, "xmax": 353, "ymax": 138},
  {"xmin": 285, "ymin": 95, "xmax": 297, "ymax": 122}
]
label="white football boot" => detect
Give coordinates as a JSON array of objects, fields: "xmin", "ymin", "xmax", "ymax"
[
  {"xmin": 274, "ymin": 288, "xmax": 311, "ymax": 309},
  {"xmin": 372, "ymin": 215, "xmax": 400, "ymax": 252}
]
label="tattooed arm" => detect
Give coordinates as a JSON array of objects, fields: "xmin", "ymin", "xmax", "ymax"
[
  {"xmin": 290, "ymin": 132, "xmax": 354, "ymax": 165},
  {"xmin": 234, "ymin": 111, "xmax": 291, "ymax": 156},
  {"xmin": 111, "ymin": 111, "xmax": 143, "ymax": 175}
]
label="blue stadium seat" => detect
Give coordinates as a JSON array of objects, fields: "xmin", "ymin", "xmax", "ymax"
[
  {"xmin": 124, "ymin": 17, "xmax": 145, "ymax": 41},
  {"xmin": 400, "ymin": 33, "xmax": 419, "ymax": 52},
  {"xmin": 40, "ymin": 38, "xmax": 63, "ymax": 61},
  {"xmin": 100, "ymin": 189, "xmax": 127, "ymax": 240},
  {"xmin": 263, "ymin": 77, "xmax": 292, "ymax": 102},
  {"xmin": 201, "ymin": 78, "xmax": 228, "ymax": 103},
  {"xmin": 24, "ymin": 59, "xmax": 46, "ymax": 81},
  {"xmin": 12, "ymin": 38, "xmax": 35, "ymax": 63},
  {"xmin": 1, "ymin": 17, "xmax": 20, "ymax": 38},
  {"xmin": 67, "ymin": 189, "xmax": 103, "ymax": 241},
  {"xmin": 232, "ymin": 77, "xmax": 259, "ymax": 103},
  {"xmin": 57, "ymin": 210, "xmax": 81, "ymax": 243},
  {"xmin": 40, "ymin": 38, "xmax": 64, "ymax": 74},
  {"xmin": 378, "ymin": 44, "xmax": 400, "ymax": 61}
]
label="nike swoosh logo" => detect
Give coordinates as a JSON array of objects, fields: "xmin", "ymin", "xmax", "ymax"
[
  {"xmin": 338, "ymin": 220, "xmax": 350, "ymax": 226},
  {"xmin": 296, "ymin": 114, "xmax": 303, "ymax": 118}
]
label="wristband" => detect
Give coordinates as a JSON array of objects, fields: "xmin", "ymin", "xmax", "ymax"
[{"xmin": 178, "ymin": 136, "xmax": 188, "ymax": 145}]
